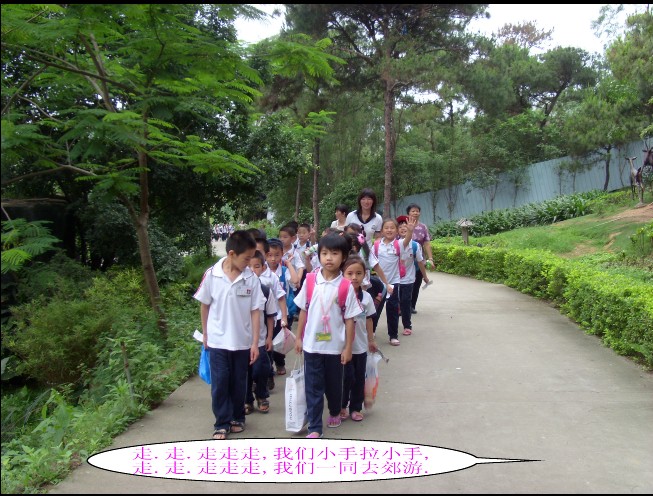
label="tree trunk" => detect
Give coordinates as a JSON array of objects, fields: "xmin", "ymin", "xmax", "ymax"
[
  {"xmin": 294, "ymin": 172, "xmax": 302, "ymax": 221},
  {"xmin": 135, "ymin": 146, "xmax": 167, "ymax": 337},
  {"xmin": 603, "ymin": 145, "xmax": 612, "ymax": 192},
  {"xmin": 313, "ymin": 139, "xmax": 320, "ymax": 235},
  {"xmin": 382, "ymin": 80, "xmax": 397, "ymax": 218}
]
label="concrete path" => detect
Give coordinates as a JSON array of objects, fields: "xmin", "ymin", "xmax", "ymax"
[{"xmin": 47, "ymin": 268, "xmax": 653, "ymax": 494}]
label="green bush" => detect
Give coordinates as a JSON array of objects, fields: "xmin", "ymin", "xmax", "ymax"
[
  {"xmin": 431, "ymin": 241, "xmax": 653, "ymax": 368},
  {"xmin": 430, "ymin": 190, "xmax": 609, "ymax": 239}
]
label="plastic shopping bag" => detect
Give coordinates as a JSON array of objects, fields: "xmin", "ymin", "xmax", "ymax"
[
  {"xmin": 273, "ymin": 326, "xmax": 296, "ymax": 355},
  {"xmin": 285, "ymin": 357, "xmax": 307, "ymax": 432},
  {"xmin": 198, "ymin": 346, "xmax": 211, "ymax": 384},
  {"xmin": 364, "ymin": 352, "xmax": 383, "ymax": 409}
]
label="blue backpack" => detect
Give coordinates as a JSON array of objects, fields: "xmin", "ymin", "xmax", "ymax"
[{"xmin": 279, "ymin": 266, "xmax": 299, "ymax": 318}]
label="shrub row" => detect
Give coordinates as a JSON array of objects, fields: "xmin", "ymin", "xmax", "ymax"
[
  {"xmin": 430, "ymin": 190, "xmax": 608, "ymax": 238},
  {"xmin": 431, "ymin": 243, "xmax": 653, "ymax": 368}
]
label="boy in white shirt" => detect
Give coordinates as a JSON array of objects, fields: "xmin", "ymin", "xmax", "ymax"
[
  {"xmin": 246, "ymin": 251, "xmax": 279, "ymax": 415},
  {"xmin": 294, "ymin": 234, "xmax": 361, "ymax": 438},
  {"xmin": 194, "ymin": 230, "xmax": 264, "ymax": 440}
]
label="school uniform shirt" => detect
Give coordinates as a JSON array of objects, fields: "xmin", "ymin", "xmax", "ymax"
[
  {"xmin": 345, "ymin": 210, "xmax": 383, "ymax": 248},
  {"xmin": 368, "ymin": 238, "xmax": 411, "ymax": 285},
  {"xmin": 259, "ymin": 266, "xmax": 286, "ymax": 322},
  {"xmin": 293, "ymin": 271, "xmax": 362, "ymax": 355},
  {"xmin": 257, "ymin": 284, "xmax": 280, "ymax": 348},
  {"xmin": 193, "ymin": 258, "xmax": 265, "ymax": 350},
  {"xmin": 352, "ymin": 291, "xmax": 376, "ymax": 355},
  {"xmin": 282, "ymin": 246, "xmax": 305, "ymax": 290},
  {"xmin": 399, "ymin": 240, "xmax": 424, "ymax": 285}
]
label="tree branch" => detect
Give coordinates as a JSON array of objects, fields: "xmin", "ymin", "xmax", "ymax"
[{"xmin": 1, "ymin": 66, "xmax": 46, "ymax": 116}]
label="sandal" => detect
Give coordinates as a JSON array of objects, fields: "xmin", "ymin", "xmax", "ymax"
[
  {"xmin": 244, "ymin": 403, "xmax": 254, "ymax": 415},
  {"xmin": 339, "ymin": 408, "xmax": 349, "ymax": 420},
  {"xmin": 327, "ymin": 415, "xmax": 341, "ymax": 428},
  {"xmin": 402, "ymin": 328, "xmax": 412, "ymax": 336},
  {"xmin": 351, "ymin": 411, "xmax": 364, "ymax": 422},
  {"xmin": 306, "ymin": 431, "xmax": 322, "ymax": 438},
  {"xmin": 212, "ymin": 429, "xmax": 228, "ymax": 440},
  {"xmin": 229, "ymin": 421, "xmax": 245, "ymax": 434},
  {"xmin": 257, "ymin": 398, "xmax": 270, "ymax": 413}
]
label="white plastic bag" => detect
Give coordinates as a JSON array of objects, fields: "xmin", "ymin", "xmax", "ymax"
[
  {"xmin": 364, "ymin": 352, "xmax": 383, "ymax": 409},
  {"xmin": 285, "ymin": 357, "xmax": 307, "ymax": 432},
  {"xmin": 273, "ymin": 326, "xmax": 296, "ymax": 355}
]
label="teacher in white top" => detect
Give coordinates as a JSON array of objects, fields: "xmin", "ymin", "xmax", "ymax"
[
  {"xmin": 345, "ymin": 188, "xmax": 383, "ymax": 247},
  {"xmin": 330, "ymin": 204, "xmax": 349, "ymax": 231}
]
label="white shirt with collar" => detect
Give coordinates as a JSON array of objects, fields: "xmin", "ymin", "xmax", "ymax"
[
  {"xmin": 193, "ymin": 258, "xmax": 265, "ymax": 350},
  {"xmin": 257, "ymin": 283, "xmax": 279, "ymax": 347},
  {"xmin": 352, "ymin": 290, "xmax": 376, "ymax": 354},
  {"xmin": 259, "ymin": 265, "xmax": 286, "ymax": 321},
  {"xmin": 293, "ymin": 270, "xmax": 361, "ymax": 355},
  {"xmin": 368, "ymin": 237, "xmax": 411, "ymax": 285}
]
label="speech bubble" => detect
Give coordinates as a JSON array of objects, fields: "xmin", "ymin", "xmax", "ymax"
[{"xmin": 88, "ymin": 438, "xmax": 535, "ymax": 483}]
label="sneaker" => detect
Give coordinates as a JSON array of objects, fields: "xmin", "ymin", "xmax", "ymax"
[
  {"xmin": 339, "ymin": 408, "xmax": 349, "ymax": 420},
  {"xmin": 402, "ymin": 328, "xmax": 412, "ymax": 336},
  {"xmin": 389, "ymin": 338, "xmax": 400, "ymax": 346},
  {"xmin": 411, "ymin": 307, "xmax": 417, "ymax": 314},
  {"xmin": 327, "ymin": 415, "xmax": 342, "ymax": 428},
  {"xmin": 306, "ymin": 431, "xmax": 323, "ymax": 438}
]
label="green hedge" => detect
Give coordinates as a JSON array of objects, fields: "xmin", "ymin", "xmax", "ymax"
[{"xmin": 431, "ymin": 243, "xmax": 653, "ymax": 368}]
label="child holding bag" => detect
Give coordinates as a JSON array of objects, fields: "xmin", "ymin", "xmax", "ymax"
[
  {"xmin": 340, "ymin": 255, "xmax": 378, "ymax": 422},
  {"xmin": 293, "ymin": 234, "xmax": 361, "ymax": 438}
]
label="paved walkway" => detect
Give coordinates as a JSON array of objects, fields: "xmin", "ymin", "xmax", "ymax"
[{"xmin": 48, "ymin": 261, "xmax": 653, "ymax": 493}]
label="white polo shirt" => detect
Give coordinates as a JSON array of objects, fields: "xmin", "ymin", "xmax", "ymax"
[
  {"xmin": 259, "ymin": 267, "xmax": 286, "ymax": 321},
  {"xmin": 399, "ymin": 240, "xmax": 424, "ymax": 285},
  {"xmin": 368, "ymin": 237, "xmax": 411, "ymax": 285},
  {"xmin": 345, "ymin": 211, "xmax": 383, "ymax": 248},
  {"xmin": 352, "ymin": 291, "xmax": 376, "ymax": 355},
  {"xmin": 293, "ymin": 271, "xmax": 362, "ymax": 355},
  {"xmin": 257, "ymin": 284, "xmax": 279, "ymax": 347},
  {"xmin": 193, "ymin": 258, "xmax": 265, "ymax": 350},
  {"xmin": 282, "ymin": 246, "xmax": 304, "ymax": 290}
]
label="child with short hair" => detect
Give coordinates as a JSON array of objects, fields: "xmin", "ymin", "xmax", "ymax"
[
  {"xmin": 194, "ymin": 230, "xmax": 264, "ymax": 440},
  {"xmin": 340, "ymin": 255, "xmax": 378, "ymax": 422},
  {"xmin": 294, "ymin": 234, "xmax": 361, "ymax": 438},
  {"xmin": 395, "ymin": 216, "xmax": 429, "ymax": 336},
  {"xmin": 368, "ymin": 218, "xmax": 413, "ymax": 346},
  {"xmin": 263, "ymin": 238, "xmax": 294, "ymax": 385},
  {"xmin": 246, "ymin": 251, "xmax": 278, "ymax": 414},
  {"xmin": 279, "ymin": 225, "xmax": 304, "ymax": 289}
]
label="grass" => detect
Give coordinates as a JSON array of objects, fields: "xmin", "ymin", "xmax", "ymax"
[{"xmin": 469, "ymin": 203, "xmax": 652, "ymax": 263}]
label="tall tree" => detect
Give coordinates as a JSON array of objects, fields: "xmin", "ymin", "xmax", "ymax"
[{"xmin": 286, "ymin": 4, "xmax": 487, "ymax": 217}]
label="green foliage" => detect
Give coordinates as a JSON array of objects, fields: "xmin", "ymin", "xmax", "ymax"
[
  {"xmin": 630, "ymin": 221, "xmax": 653, "ymax": 258},
  {"xmin": 430, "ymin": 190, "xmax": 608, "ymax": 238},
  {"xmin": 1, "ymin": 219, "xmax": 60, "ymax": 274},
  {"xmin": 431, "ymin": 242, "xmax": 653, "ymax": 368}
]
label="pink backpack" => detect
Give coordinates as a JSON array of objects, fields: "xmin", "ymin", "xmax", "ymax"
[
  {"xmin": 373, "ymin": 238, "xmax": 406, "ymax": 278},
  {"xmin": 303, "ymin": 272, "xmax": 352, "ymax": 337}
]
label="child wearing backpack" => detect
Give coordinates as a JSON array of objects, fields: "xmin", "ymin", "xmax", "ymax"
[
  {"xmin": 340, "ymin": 255, "xmax": 378, "ymax": 422},
  {"xmin": 245, "ymin": 251, "xmax": 278, "ymax": 414},
  {"xmin": 396, "ymin": 216, "xmax": 429, "ymax": 336},
  {"xmin": 265, "ymin": 238, "xmax": 297, "ymax": 386},
  {"xmin": 368, "ymin": 218, "xmax": 413, "ymax": 346},
  {"xmin": 293, "ymin": 233, "xmax": 362, "ymax": 438}
]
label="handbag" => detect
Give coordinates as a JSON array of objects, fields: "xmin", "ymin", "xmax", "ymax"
[
  {"xmin": 198, "ymin": 346, "xmax": 211, "ymax": 385},
  {"xmin": 285, "ymin": 356, "xmax": 307, "ymax": 432},
  {"xmin": 272, "ymin": 326, "xmax": 296, "ymax": 355}
]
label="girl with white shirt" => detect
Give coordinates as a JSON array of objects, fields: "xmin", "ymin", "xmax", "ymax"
[{"xmin": 294, "ymin": 234, "xmax": 361, "ymax": 438}]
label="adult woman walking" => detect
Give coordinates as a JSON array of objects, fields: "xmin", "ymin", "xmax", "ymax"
[
  {"xmin": 345, "ymin": 188, "xmax": 383, "ymax": 248},
  {"xmin": 330, "ymin": 204, "xmax": 349, "ymax": 231},
  {"xmin": 406, "ymin": 203, "xmax": 433, "ymax": 314}
]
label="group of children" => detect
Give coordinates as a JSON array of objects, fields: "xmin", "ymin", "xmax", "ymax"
[{"xmin": 194, "ymin": 214, "xmax": 432, "ymax": 440}]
